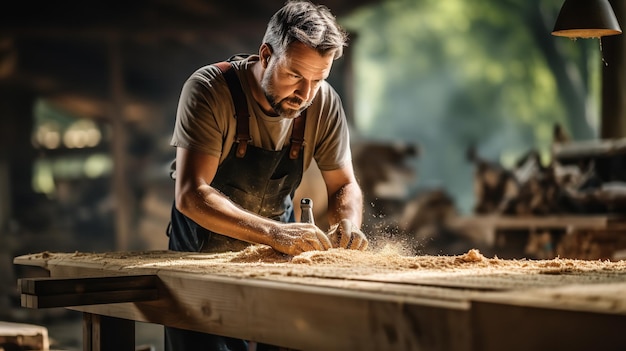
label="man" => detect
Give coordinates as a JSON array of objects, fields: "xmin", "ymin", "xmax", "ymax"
[{"xmin": 166, "ymin": 0, "xmax": 368, "ymax": 349}]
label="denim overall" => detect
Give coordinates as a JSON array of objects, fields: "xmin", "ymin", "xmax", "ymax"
[{"xmin": 166, "ymin": 61, "xmax": 306, "ymax": 351}]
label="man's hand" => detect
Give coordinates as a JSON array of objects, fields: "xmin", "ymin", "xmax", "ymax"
[
  {"xmin": 326, "ymin": 219, "xmax": 368, "ymax": 250},
  {"xmin": 270, "ymin": 223, "xmax": 333, "ymax": 256}
]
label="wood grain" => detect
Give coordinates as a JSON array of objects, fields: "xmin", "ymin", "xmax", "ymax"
[
  {"xmin": 19, "ymin": 275, "xmax": 159, "ymax": 308},
  {"xmin": 13, "ymin": 250, "xmax": 626, "ymax": 351}
]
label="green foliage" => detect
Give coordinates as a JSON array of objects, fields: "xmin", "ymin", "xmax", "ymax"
[{"xmin": 341, "ymin": 0, "xmax": 600, "ymax": 213}]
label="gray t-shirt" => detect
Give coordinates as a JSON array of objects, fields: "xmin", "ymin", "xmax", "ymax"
[{"xmin": 170, "ymin": 55, "xmax": 352, "ymax": 172}]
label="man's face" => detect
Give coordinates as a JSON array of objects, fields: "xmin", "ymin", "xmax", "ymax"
[{"xmin": 261, "ymin": 42, "xmax": 335, "ymax": 119}]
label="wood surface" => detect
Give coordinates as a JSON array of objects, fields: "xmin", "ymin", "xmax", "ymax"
[
  {"xmin": 13, "ymin": 250, "xmax": 626, "ymax": 351},
  {"xmin": 19, "ymin": 275, "xmax": 159, "ymax": 308}
]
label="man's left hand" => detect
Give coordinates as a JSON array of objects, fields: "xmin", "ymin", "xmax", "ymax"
[{"xmin": 326, "ymin": 219, "xmax": 368, "ymax": 250}]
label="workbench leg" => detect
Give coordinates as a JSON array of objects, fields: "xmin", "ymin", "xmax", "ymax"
[{"xmin": 83, "ymin": 313, "xmax": 135, "ymax": 351}]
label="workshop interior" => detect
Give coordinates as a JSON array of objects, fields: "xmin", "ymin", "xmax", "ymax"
[{"xmin": 2, "ymin": 1, "xmax": 626, "ymax": 350}]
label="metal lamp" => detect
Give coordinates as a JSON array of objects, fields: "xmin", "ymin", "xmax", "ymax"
[{"xmin": 552, "ymin": 0, "xmax": 622, "ymax": 38}]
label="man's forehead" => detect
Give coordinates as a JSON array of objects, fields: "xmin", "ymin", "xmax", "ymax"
[{"xmin": 281, "ymin": 42, "xmax": 334, "ymax": 75}]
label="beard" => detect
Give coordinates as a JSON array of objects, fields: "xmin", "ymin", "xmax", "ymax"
[
  {"xmin": 261, "ymin": 68, "xmax": 312, "ymax": 119},
  {"xmin": 264, "ymin": 92, "xmax": 312, "ymax": 119}
]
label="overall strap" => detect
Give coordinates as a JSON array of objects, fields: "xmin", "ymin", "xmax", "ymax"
[
  {"xmin": 214, "ymin": 61, "xmax": 307, "ymax": 159},
  {"xmin": 289, "ymin": 109, "xmax": 307, "ymax": 159},
  {"xmin": 214, "ymin": 61, "xmax": 251, "ymax": 158}
]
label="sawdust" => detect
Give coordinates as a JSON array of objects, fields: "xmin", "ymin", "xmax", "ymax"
[
  {"xmin": 16, "ymin": 245, "xmax": 626, "ymax": 293},
  {"xmin": 21, "ymin": 245, "xmax": 626, "ymax": 277},
  {"xmin": 15, "ymin": 246, "xmax": 626, "ymax": 314}
]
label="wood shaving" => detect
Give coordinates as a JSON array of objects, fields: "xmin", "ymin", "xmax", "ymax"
[{"xmin": 19, "ymin": 245, "xmax": 626, "ymax": 282}]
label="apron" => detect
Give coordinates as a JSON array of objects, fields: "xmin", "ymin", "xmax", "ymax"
[
  {"xmin": 167, "ymin": 139, "xmax": 305, "ymax": 252},
  {"xmin": 165, "ymin": 60, "xmax": 306, "ymax": 351}
]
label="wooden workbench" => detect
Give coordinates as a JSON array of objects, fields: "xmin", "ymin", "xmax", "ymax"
[{"xmin": 13, "ymin": 247, "xmax": 626, "ymax": 351}]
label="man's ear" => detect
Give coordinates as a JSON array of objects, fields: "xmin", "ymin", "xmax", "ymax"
[{"xmin": 259, "ymin": 43, "xmax": 273, "ymax": 68}]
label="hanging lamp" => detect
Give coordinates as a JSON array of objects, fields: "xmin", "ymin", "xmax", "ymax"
[{"xmin": 552, "ymin": 0, "xmax": 622, "ymax": 38}]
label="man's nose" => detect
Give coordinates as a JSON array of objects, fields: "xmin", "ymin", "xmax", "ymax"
[{"xmin": 295, "ymin": 80, "xmax": 312, "ymax": 101}]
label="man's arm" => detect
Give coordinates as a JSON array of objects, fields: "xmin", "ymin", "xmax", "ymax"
[
  {"xmin": 174, "ymin": 147, "xmax": 331, "ymax": 255},
  {"xmin": 321, "ymin": 165, "xmax": 368, "ymax": 250},
  {"xmin": 321, "ymin": 165, "xmax": 363, "ymax": 227}
]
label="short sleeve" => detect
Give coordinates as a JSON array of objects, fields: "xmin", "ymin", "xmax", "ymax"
[{"xmin": 170, "ymin": 67, "xmax": 232, "ymax": 158}]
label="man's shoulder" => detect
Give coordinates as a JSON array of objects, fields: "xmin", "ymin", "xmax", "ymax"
[
  {"xmin": 313, "ymin": 80, "xmax": 342, "ymax": 111},
  {"xmin": 226, "ymin": 53, "xmax": 254, "ymax": 62},
  {"xmin": 185, "ymin": 64, "xmax": 223, "ymax": 88},
  {"xmin": 187, "ymin": 55, "xmax": 258, "ymax": 82}
]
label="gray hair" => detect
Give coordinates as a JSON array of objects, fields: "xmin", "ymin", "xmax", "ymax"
[{"xmin": 262, "ymin": 0, "xmax": 348, "ymax": 60}]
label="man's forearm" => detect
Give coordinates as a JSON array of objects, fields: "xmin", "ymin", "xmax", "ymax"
[
  {"xmin": 177, "ymin": 184, "xmax": 332, "ymax": 255},
  {"xmin": 327, "ymin": 182, "xmax": 363, "ymax": 227},
  {"xmin": 177, "ymin": 184, "xmax": 278, "ymax": 245}
]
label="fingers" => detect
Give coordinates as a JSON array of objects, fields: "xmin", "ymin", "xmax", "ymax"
[
  {"xmin": 357, "ymin": 237, "xmax": 368, "ymax": 250},
  {"xmin": 327, "ymin": 219, "xmax": 369, "ymax": 251},
  {"xmin": 326, "ymin": 226, "xmax": 340, "ymax": 248},
  {"xmin": 316, "ymin": 231, "xmax": 333, "ymax": 250},
  {"xmin": 347, "ymin": 234, "xmax": 368, "ymax": 251},
  {"xmin": 289, "ymin": 237, "xmax": 319, "ymax": 255},
  {"xmin": 276, "ymin": 221, "xmax": 367, "ymax": 255},
  {"xmin": 298, "ymin": 225, "xmax": 332, "ymax": 252},
  {"xmin": 303, "ymin": 232, "xmax": 331, "ymax": 251},
  {"xmin": 338, "ymin": 219, "xmax": 352, "ymax": 248},
  {"xmin": 300, "ymin": 239, "xmax": 319, "ymax": 253}
]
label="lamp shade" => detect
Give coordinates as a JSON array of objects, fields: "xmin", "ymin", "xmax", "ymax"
[{"xmin": 552, "ymin": 0, "xmax": 622, "ymax": 38}]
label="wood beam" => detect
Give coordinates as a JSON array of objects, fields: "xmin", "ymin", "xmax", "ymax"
[
  {"xmin": 108, "ymin": 35, "xmax": 133, "ymax": 251},
  {"xmin": 18, "ymin": 275, "xmax": 159, "ymax": 308},
  {"xmin": 601, "ymin": 1, "xmax": 626, "ymax": 138}
]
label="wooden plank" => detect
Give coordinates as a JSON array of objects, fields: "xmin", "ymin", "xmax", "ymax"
[
  {"xmin": 108, "ymin": 35, "xmax": 132, "ymax": 251},
  {"xmin": 552, "ymin": 138, "xmax": 626, "ymax": 159},
  {"xmin": 0, "ymin": 321, "xmax": 50, "ymax": 351},
  {"xmin": 470, "ymin": 282, "xmax": 626, "ymax": 316},
  {"xmin": 19, "ymin": 275, "xmax": 158, "ymax": 295},
  {"xmin": 19, "ymin": 275, "xmax": 159, "ymax": 308},
  {"xmin": 21, "ymin": 288, "xmax": 159, "ymax": 309},
  {"xmin": 471, "ymin": 301, "xmax": 626, "ymax": 351},
  {"xmin": 69, "ymin": 271, "xmax": 472, "ymax": 351},
  {"xmin": 447, "ymin": 215, "xmax": 626, "ymax": 230}
]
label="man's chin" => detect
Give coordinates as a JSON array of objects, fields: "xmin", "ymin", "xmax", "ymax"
[
  {"xmin": 280, "ymin": 102, "xmax": 312, "ymax": 119},
  {"xmin": 281, "ymin": 111, "xmax": 301, "ymax": 119},
  {"xmin": 278, "ymin": 107, "xmax": 303, "ymax": 119}
]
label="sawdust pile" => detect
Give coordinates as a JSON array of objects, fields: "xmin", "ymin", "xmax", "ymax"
[
  {"xmin": 17, "ymin": 247, "xmax": 626, "ymax": 306},
  {"xmin": 25, "ymin": 244, "xmax": 626, "ymax": 278}
]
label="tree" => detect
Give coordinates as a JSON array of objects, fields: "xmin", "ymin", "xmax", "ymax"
[{"xmin": 341, "ymin": 0, "xmax": 600, "ymax": 213}]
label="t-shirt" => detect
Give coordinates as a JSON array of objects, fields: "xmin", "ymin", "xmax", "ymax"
[{"xmin": 170, "ymin": 55, "xmax": 352, "ymax": 172}]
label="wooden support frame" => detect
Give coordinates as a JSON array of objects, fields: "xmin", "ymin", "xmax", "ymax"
[
  {"xmin": 18, "ymin": 275, "xmax": 159, "ymax": 308},
  {"xmin": 83, "ymin": 313, "xmax": 135, "ymax": 351}
]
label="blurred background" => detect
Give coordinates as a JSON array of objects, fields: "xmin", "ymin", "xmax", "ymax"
[{"xmin": 1, "ymin": 0, "xmax": 626, "ymax": 350}]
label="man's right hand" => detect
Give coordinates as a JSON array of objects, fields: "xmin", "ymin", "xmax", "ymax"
[
  {"xmin": 326, "ymin": 219, "xmax": 368, "ymax": 250},
  {"xmin": 270, "ymin": 223, "xmax": 332, "ymax": 256}
]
